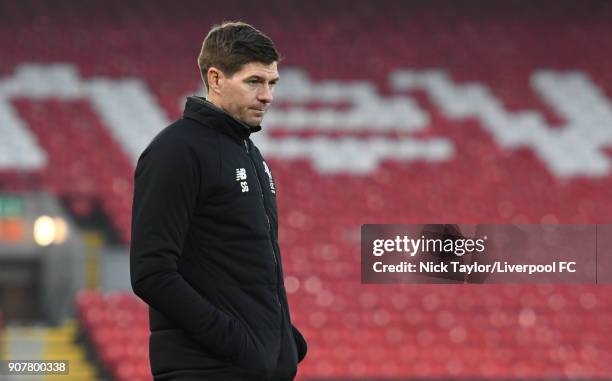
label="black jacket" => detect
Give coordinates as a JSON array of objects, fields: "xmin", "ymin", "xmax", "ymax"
[{"xmin": 130, "ymin": 96, "xmax": 307, "ymax": 381}]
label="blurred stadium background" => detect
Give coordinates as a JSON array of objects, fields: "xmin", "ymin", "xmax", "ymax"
[{"xmin": 0, "ymin": 0, "xmax": 611, "ymax": 380}]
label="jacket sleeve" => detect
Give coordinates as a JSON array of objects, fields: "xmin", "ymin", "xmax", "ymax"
[
  {"xmin": 130, "ymin": 135, "xmax": 245, "ymax": 358},
  {"xmin": 292, "ymin": 324, "xmax": 307, "ymax": 363}
]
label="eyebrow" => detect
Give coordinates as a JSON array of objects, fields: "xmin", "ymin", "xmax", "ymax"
[{"xmin": 244, "ymin": 75, "xmax": 280, "ymax": 82}]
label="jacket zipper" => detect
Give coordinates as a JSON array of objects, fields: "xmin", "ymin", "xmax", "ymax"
[
  {"xmin": 244, "ymin": 140, "xmax": 273, "ymax": 244},
  {"xmin": 244, "ymin": 140, "xmax": 282, "ymax": 310}
]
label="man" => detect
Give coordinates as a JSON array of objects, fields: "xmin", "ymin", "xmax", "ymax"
[{"xmin": 130, "ymin": 22, "xmax": 307, "ymax": 381}]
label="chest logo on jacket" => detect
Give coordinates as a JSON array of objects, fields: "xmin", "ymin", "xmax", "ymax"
[
  {"xmin": 235, "ymin": 168, "xmax": 249, "ymax": 193},
  {"xmin": 262, "ymin": 161, "xmax": 276, "ymax": 194}
]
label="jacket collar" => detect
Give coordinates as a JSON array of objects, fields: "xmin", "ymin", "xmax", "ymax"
[{"xmin": 182, "ymin": 96, "xmax": 261, "ymax": 141}]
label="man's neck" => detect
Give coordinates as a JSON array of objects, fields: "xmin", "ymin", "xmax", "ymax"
[
  {"xmin": 200, "ymin": 95, "xmax": 254, "ymax": 131},
  {"xmin": 205, "ymin": 94, "xmax": 226, "ymax": 112}
]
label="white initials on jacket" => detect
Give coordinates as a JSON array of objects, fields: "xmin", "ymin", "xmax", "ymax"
[{"xmin": 235, "ymin": 168, "xmax": 249, "ymax": 193}]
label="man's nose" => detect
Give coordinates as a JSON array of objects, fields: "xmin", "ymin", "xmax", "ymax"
[{"xmin": 258, "ymin": 84, "xmax": 273, "ymax": 103}]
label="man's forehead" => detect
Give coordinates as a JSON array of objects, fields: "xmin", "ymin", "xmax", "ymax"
[{"xmin": 237, "ymin": 61, "xmax": 279, "ymax": 79}]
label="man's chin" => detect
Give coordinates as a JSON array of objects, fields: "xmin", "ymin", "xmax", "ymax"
[{"xmin": 244, "ymin": 117, "xmax": 263, "ymax": 128}]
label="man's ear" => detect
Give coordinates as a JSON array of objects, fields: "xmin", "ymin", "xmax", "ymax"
[{"xmin": 207, "ymin": 67, "xmax": 224, "ymax": 95}]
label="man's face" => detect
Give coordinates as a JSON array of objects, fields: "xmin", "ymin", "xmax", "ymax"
[{"xmin": 212, "ymin": 61, "xmax": 279, "ymax": 127}]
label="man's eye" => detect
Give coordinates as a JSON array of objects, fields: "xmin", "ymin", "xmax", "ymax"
[{"xmin": 248, "ymin": 80, "xmax": 259, "ymax": 85}]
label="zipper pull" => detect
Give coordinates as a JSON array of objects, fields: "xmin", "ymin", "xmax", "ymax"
[{"xmin": 244, "ymin": 140, "xmax": 249, "ymax": 152}]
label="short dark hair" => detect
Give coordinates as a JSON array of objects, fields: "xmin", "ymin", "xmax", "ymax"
[{"xmin": 198, "ymin": 21, "xmax": 280, "ymax": 90}]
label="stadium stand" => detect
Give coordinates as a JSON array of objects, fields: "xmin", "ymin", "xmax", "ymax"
[
  {"xmin": 1, "ymin": 0, "xmax": 612, "ymax": 380},
  {"xmin": 0, "ymin": 311, "xmax": 3, "ymax": 359},
  {"xmin": 76, "ymin": 290, "xmax": 149, "ymax": 381}
]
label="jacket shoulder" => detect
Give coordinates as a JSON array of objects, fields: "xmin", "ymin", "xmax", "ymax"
[
  {"xmin": 136, "ymin": 118, "xmax": 222, "ymax": 188},
  {"xmin": 153, "ymin": 117, "xmax": 215, "ymax": 144},
  {"xmin": 140, "ymin": 118, "xmax": 219, "ymax": 158}
]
